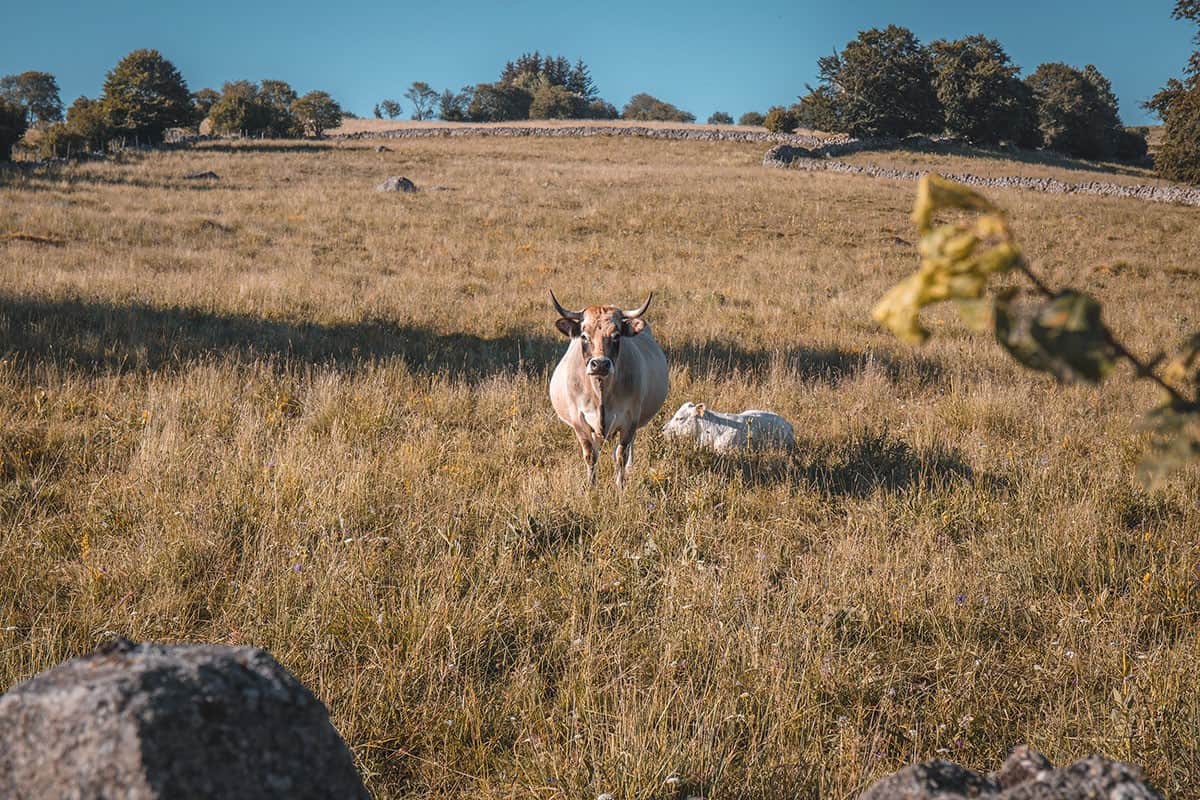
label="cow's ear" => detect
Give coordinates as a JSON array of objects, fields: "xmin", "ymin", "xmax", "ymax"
[
  {"xmin": 555, "ymin": 318, "xmax": 581, "ymax": 338},
  {"xmin": 694, "ymin": 403, "xmax": 706, "ymax": 417},
  {"xmin": 622, "ymin": 317, "xmax": 646, "ymax": 337}
]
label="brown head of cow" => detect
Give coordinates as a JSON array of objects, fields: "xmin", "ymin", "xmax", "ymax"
[{"xmin": 548, "ymin": 290, "xmax": 670, "ymax": 488}]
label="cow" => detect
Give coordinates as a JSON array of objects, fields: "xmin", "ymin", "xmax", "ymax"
[
  {"xmin": 662, "ymin": 402, "xmax": 796, "ymax": 453},
  {"xmin": 548, "ymin": 290, "xmax": 669, "ymax": 488}
]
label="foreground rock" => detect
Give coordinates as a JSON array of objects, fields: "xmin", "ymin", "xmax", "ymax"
[
  {"xmin": 183, "ymin": 170, "xmax": 220, "ymax": 180},
  {"xmin": 0, "ymin": 637, "xmax": 369, "ymax": 800},
  {"xmin": 859, "ymin": 746, "xmax": 1162, "ymax": 799},
  {"xmin": 376, "ymin": 175, "xmax": 417, "ymax": 192}
]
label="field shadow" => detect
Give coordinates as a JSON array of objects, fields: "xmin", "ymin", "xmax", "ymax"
[
  {"xmin": 194, "ymin": 142, "xmax": 333, "ymax": 154},
  {"xmin": 874, "ymin": 139, "xmax": 1153, "ymax": 179},
  {"xmin": 0, "ymin": 295, "xmax": 563, "ymax": 380},
  {"xmin": 679, "ymin": 431, "xmax": 1005, "ymax": 498},
  {"xmin": 668, "ymin": 338, "xmax": 944, "ymax": 387}
]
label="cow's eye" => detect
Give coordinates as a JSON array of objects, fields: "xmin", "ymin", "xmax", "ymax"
[{"xmin": 580, "ymin": 333, "xmax": 589, "ymax": 344}]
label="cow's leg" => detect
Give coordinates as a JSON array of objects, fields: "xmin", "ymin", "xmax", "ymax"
[
  {"xmin": 614, "ymin": 431, "xmax": 635, "ymax": 490},
  {"xmin": 572, "ymin": 424, "xmax": 598, "ymax": 485}
]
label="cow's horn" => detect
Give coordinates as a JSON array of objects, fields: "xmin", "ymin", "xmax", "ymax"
[
  {"xmin": 549, "ymin": 290, "xmax": 583, "ymax": 320},
  {"xmin": 623, "ymin": 292, "xmax": 653, "ymax": 319}
]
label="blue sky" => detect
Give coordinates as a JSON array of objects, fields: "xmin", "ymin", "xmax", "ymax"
[{"xmin": 3, "ymin": 1, "xmax": 1194, "ymax": 125}]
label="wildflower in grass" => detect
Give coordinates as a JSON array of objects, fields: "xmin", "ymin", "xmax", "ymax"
[{"xmin": 955, "ymin": 593, "xmax": 967, "ymax": 605}]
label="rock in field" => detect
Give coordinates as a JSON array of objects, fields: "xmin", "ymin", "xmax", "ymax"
[
  {"xmin": 859, "ymin": 747, "xmax": 1163, "ymax": 799},
  {"xmin": 376, "ymin": 175, "xmax": 417, "ymax": 192},
  {"xmin": 0, "ymin": 637, "xmax": 369, "ymax": 800},
  {"xmin": 183, "ymin": 170, "xmax": 220, "ymax": 180}
]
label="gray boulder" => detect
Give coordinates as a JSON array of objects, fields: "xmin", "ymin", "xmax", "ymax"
[
  {"xmin": 859, "ymin": 747, "xmax": 1162, "ymax": 800},
  {"xmin": 376, "ymin": 175, "xmax": 417, "ymax": 192},
  {"xmin": 0, "ymin": 637, "xmax": 370, "ymax": 800}
]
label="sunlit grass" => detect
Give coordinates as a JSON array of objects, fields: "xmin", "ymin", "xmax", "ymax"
[{"xmin": 0, "ymin": 135, "xmax": 1198, "ymax": 798}]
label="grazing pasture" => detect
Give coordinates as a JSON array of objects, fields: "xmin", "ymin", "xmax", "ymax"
[{"xmin": 0, "ymin": 135, "xmax": 1198, "ymax": 799}]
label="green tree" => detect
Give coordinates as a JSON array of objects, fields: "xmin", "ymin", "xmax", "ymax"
[
  {"xmin": 738, "ymin": 111, "xmax": 765, "ymax": 126},
  {"xmin": 438, "ymin": 87, "xmax": 472, "ymax": 121},
  {"xmin": 621, "ymin": 93, "xmax": 695, "ymax": 122},
  {"xmin": 65, "ymin": 96, "xmax": 111, "ymax": 152},
  {"xmin": 404, "ymin": 82, "xmax": 438, "ymax": 120},
  {"xmin": 529, "ymin": 83, "xmax": 583, "ymax": 119},
  {"xmin": 0, "ymin": 71, "xmax": 64, "ymax": 124},
  {"xmin": 707, "ymin": 111, "xmax": 733, "ymax": 125},
  {"xmin": 208, "ymin": 81, "xmax": 271, "ymax": 135},
  {"xmin": 467, "ymin": 83, "xmax": 532, "ymax": 122},
  {"xmin": 763, "ymin": 106, "xmax": 798, "ymax": 133},
  {"xmin": 794, "ymin": 87, "xmax": 839, "ymax": 131},
  {"xmin": 0, "ymin": 97, "xmax": 28, "ymax": 161},
  {"xmin": 259, "ymin": 79, "xmax": 299, "ymax": 136},
  {"xmin": 291, "ymin": 90, "xmax": 342, "ymax": 136},
  {"xmin": 1148, "ymin": 1, "xmax": 1200, "ymax": 181},
  {"xmin": 1026, "ymin": 62, "xmax": 1123, "ymax": 160},
  {"xmin": 930, "ymin": 35, "xmax": 1039, "ymax": 146},
  {"xmin": 191, "ymin": 88, "xmax": 220, "ymax": 124},
  {"xmin": 567, "ymin": 59, "xmax": 598, "ymax": 101},
  {"xmin": 584, "ymin": 99, "xmax": 619, "ymax": 119},
  {"xmin": 380, "ymin": 99, "xmax": 402, "ymax": 119},
  {"xmin": 1156, "ymin": 87, "xmax": 1200, "ymax": 182},
  {"xmin": 100, "ymin": 49, "xmax": 193, "ymax": 143},
  {"xmin": 813, "ymin": 25, "xmax": 943, "ymax": 137}
]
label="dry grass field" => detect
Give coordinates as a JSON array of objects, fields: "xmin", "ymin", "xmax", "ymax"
[{"xmin": 1, "ymin": 135, "xmax": 1199, "ymax": 799}]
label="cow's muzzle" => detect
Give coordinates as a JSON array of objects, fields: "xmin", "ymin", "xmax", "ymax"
[{"xmin": 586, "ymin": 357, "xmax": 613, "ymax": 377}]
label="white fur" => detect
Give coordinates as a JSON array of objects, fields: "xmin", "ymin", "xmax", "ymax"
[{"xmin": 662, "ymin": 402, "xmax": 795, "ymax": 453}]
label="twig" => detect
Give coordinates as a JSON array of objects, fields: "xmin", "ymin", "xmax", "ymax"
[{"xmin": 1014, "ymin": 257, "xmax": 1193, "ymax": 407}]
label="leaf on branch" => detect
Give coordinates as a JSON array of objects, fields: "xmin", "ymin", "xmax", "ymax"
[
  {"xmin": 995, "ymin": 290, "xmax": 1117, "ymax": 384},
  {"xmin": 873, "ymin": 175, "xmax": 1021, "ymax": 344},
  {"xmin": 1136, "ymin": 402, "xmax": 1200, "ymax": 489}
]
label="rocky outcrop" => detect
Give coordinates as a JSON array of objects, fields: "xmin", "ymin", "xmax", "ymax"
[
  {"xmin": 0, "ymin": 637, "xmax": 369, "ymax": 800},
  {"xmin": 763, "ymin": 143, "xmax": 1200, "ymax": 208},
  {"xmin": 859, "ymin": 747, "xmax": 1163, "ymax": 800}
]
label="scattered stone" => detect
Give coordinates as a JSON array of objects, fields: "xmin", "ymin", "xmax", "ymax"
[
  {"xmin": 376, "ymin": 175, "xmax": 418, "ymax": 193},
  {"xmin": 375, "ymin": 144, "xmax": 392, "ymax": 152},
  {"xmin": 0, "ymin": 637, "xmax": 369, "ymax": 799},
  {"xmin": 859, "ymin": 759, "xmax": 997, "ymax": 800},
  {"xmin": 183, "ymin": 170, "xmax": 219, "ymax": 180},
  {"xmin": 858, "ymin": 748, "xmax": 1163, "ymax": 800}
]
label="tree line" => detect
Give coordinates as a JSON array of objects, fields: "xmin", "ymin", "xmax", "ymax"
[
  {"xmin": 0, "ymin": 50, "xmax": 344, "ymax": 160},
  {"xmin": 370, "ymin": 52, "xmax": 697, "ymax": 124}
]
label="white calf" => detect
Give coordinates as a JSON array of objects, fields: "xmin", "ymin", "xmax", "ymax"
[{"xmin": 662, "ymin": 402, "xmax": 795, "ymax": 453}]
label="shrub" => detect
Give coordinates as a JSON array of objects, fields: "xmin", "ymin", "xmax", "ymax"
[
  {"xmin": 208, "ymin": 82, "xmax": 272, "ymax": 136},
  {"xmin": 707, "ymin": 111, "xmax": 733, "ymax": 125},
  {"xmin": 763, "ymin": 106, "xmax": 798, "ymax": 133},
  {"xmin": 1115, "ymin": 128, "xmax": 1149, "ymax": 163},
  {"xmin": 1025, "ymin": 62, "xmax": 1123, "ymax": 160},
  {"xmin": 794, "ymin": 88, "xmax": 839, "ymax": 132},
  {"xmin": 0, "ymin": 97, "xmax": 28, "ymax": 161},
  {"xmin": 813, "ymin": 25, "xmax": 943, "ymax": 137},
  {"xmin": 737, "ymin": 111, "xmax": 765, "ymax": 126},
  {"xmin": 621, "ymin": 93, "xmax": 694, "ymax": 123},
  {"xmin": 467, "ymin": 83, "xmax": 532, "ymax": 122},
  {"xmin": 930, "ymin": 35, "xmax": 1039, "ymax": 146},
  {"xmin": 584, "ymin": 99, "xmax": 619, "ymax": 120},
  {"xmin": 1156, "ymin": 85, "xmax": 1200, "ymax": 183},
  {"xmin": 290, "ymin": 91, "xmax": 342, "ymax": 137},
  {"xmin": 37, "ymin": 123, "xmax": 87, "ymax": 159},
  {"xmin": 100, "ymin": 49, "xmax": 193, "ymax": 144},
  {"xmin": 65, "ymin": 96, "xmax": 111, "ymax": 152},
  {"xmin": 529, "ymin": 83, "xmax": 584, "ymax": 119}
]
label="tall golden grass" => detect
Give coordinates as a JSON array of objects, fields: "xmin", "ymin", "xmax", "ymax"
[{"xmin": 1, "ymin": 135, "xmax": 1198, "ymax": 798}]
